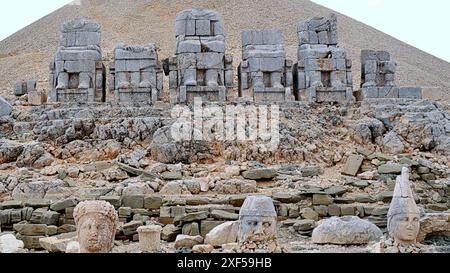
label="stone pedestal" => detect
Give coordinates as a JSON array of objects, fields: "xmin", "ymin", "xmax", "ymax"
[{"xmin": 137, "ymin": 225, "xmax": 162, "ymax": 252}]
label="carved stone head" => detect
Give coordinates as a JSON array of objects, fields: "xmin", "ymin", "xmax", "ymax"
[
  {"xmin": 73, "ymin": 200, "xmax": 118, "ymax": 253},
  {"xmin": 238, "ymin": 196, "xmax": 277, "ymax": 244},
  {"xmin": 387, "ymin": 167, "xmax": 420, "ymax": 244}
]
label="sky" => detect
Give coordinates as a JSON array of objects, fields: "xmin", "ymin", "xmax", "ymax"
[{"xmin": 0, "ymin": 0, "xmax": 449, "ymax": 62}]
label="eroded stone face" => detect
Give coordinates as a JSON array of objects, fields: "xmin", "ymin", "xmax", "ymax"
[
  {"xmin": 74, "ymin": 200, "xmax": 118, "ymax": 253},
  {"xmin": 387, "ymin": 167, "xmax": 420, "ymax": 245},
  {"xmin": 238, "ymin": 196, "xmax": 277, "ymax": 244}
]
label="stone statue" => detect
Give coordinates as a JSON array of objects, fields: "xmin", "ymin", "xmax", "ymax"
[
  {"xmin": 165, "ymin": 8, "xmax": 234, "ymax": 103},
  {"xmin": 238, "ymin": 195, "xmax": 278, "ymax": 253},
  {"xmin": 73, "ymin": 200, "xmax": 118, "ymax": 253},
  {"xmin": 294, "ymin": 14, "xmax": 353, "ymax": 103},
  {"xmin": 49, "ymin": 18, "xmax": 106, "ymax": 103},
  {"xmin": 239, "ymin": 29, "xmax": 293, "ymax": 102},
  {"xmin": 109, "ymin": 43, "xmax": 163, "ymax": 103},
  {"xmin": 387, "ymin": 167, "xmax": 420, "ymax": 245}
]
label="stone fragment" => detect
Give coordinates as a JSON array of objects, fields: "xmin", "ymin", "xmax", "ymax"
[
  {"xmin": 204, "ymin": 221, "xmax": 238, "ymax": 247},
  {"xmin": 342, "ymin": 155, "xmax": 364, "ymax": 176},
  {"xmin": 174, "ymin": 235, "xmax": 204, "ymax": 249},
  {"xmin": 312, "ymin": 216, "xmax": 383, "ymax": 245}
]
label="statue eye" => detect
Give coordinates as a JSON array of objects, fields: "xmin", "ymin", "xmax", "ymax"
[
  {"xmin": 402, "ymin": 217, "xmax": 409, "ymax": 222},
  {"xmin": 413, "ymin": 217, "xmax": 419, "ymax": 222}
]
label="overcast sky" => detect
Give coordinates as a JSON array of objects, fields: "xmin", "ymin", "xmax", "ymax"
[{"xmin": 0, "ymin": 0, "xmax": 449, "ymax": 62}]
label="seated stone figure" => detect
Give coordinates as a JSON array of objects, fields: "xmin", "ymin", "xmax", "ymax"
[
  {"xmin": 109, "ymin": 43, "xmax": 163, "ymax": 103},
  {"xmin": 48, "ymin": 18, "xmax": 106, "ymax": 103},
  {"xmin": 238, "ymin": 195, "xmax": 278, "ymax": 253},
  {"xmin": 165, "ymin": 8, "xmax": 234, "ymax": 103},
  {"xmin": 359, "ymin": 50, "xmax": 422, "ymax": 100},
  {"xmin": 73, "ymin": 200, "xmax": 118, "ymax": 253},
  {"xmin": 294, "ymin": 14, "xmax": 353, "ymax": 103},
  {"xmin": 387, "ymin": 167, "xmax": 420, "ymax": 245},
  {"xmin": 239, "ymin": 29, "xmax": 293, "ymax": 102}
]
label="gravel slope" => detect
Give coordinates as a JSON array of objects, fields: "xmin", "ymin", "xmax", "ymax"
[{"xmin": 0, "ymin": 0, "xmax": 449, "ymax": 101}]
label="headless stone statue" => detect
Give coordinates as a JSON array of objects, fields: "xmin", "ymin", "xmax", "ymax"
[
  {"xmin": 239, "ymin": 29, "xmax": 293, "ymax": 102},
  {"xmin": 295, "ymin": 14, "xmax": 353, "ymax": 103},
  {"xmin": 48, "ymin": 18, "xmax": 106, "ymax": 103},
  {"xmin": 166, "ymin": 8, "xmax": 234, "ymax": 103},
  {"xmin": 238, "ymin": 196, "xmax": 279, "ymax": 253},
  {"xmin": 73, "ymin": 200, "xmax": 118, "ymax": 253}
]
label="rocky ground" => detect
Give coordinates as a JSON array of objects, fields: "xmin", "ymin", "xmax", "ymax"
[{"xmin": 0, "ymin": 97, "xmax": 449, "ymax": 253}]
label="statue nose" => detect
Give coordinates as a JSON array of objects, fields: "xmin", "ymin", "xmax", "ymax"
[{"xmin": 254, "ymin": 222, "xmax": 263, "ymax": 234}]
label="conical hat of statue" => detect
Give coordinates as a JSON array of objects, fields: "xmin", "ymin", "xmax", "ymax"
[
  {"xmin": 387, "ymin": 167, "xmax": 419, "ymax": 219},
  {"xmin": 239, "ymin": 195, "xmax": 277, "ymax": 218}
]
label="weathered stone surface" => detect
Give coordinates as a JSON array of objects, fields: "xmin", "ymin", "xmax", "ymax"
[
  {"xmin": 41, "ymin": 211, "xmax": 61, "ymax": 226},
  {"xmin": 300, "ymin": 207, "xmax": 319, "ymax": 221},
  {"xmin": 242, "ymin": 168, "xmax": 277, "ymax": 180},
  {"xmin": 144, "ymin": 195, "xmax": 163, "ymax": 210},
  {"xmin": 174, "ymin": 234, "xmax": 204, "ymax": 249},
  {"xmin": 204, "ymin": 221, "xmax": 238, "ymax": 247},
  {"xmin": 13, "ymin": 224, "xmax": 48, "ymax": 236},
  {"xmin": 192, "ymin": 244, "xmax": 214, "ymax": 253},
  {"xmin": 0, "ymin": 140, "xmax": 24, "ymax": 164},
  {"xmin": 0, "ymin": 97, "xmax": 12, "ymax": 117},
  {"xmin": 324, "ymin": 186, "xmax": 347, "ymax": 196},
  {"xmin": 210, "ymin": 210, "xmax": 239, "ymax": 221},
  {"xmin": 214, "ymin": 179, "xmax": 257, "ymax": 194},
  {"xmin": 121, "ymin": 195, "xmax": 144, "ymax": 209},
  {"xmin": 378, "ymin": 164, "xmax": 404, "ymax": 174},
  {"xmin": 0, "ymin": 200, "xmax": 23, "ymax": 209},
  {"xmin": 122, "ymin": 221, "xmax": 144, "ymax": 236},
  {"xmin": 293, "ymin": 219, "xmax": 316, "ymax": 232},
  {"xmin": 161, "ymin": 171, "xmax": 183, "ymax": 181},
  {"xmin": 300, "ymin": 166, "xmax": 323, "ymax": 177},
  {"xmin": 50, "ymin": 198, "xmax": 78, "ymax": 212},
  {"xmin": 137, "ymin": 225, "xmax": 162, "ymax": 252},
  {"xmin": 39, "ymin": 232, "xmax": 77, "ymax": 253},
  {"xmin": 342, "ymin": 155, "xmax": 364, "ymax": 176},
  {"xmin": 161, "ymin": 224, "xmax": 181, "ymax": 242},
  {"xmin": 0, "ymin": 234, "xmax": 25, "ymax": 253},
  {"xmin": 174, "ymin": 211, "xmax": 208, "ymax": 226},
  {"xmin": 416, "ymin": 213, "xmax": 450, "ymax": 242},
  {"xmin": 312, "ymin": 194, "xmax": 334, "ymax": 205},
  {"xmin": 312, "ymin": 216, "xmax": 383, "ymax": 245},
  {"xmin": 16, "ymin": 235, "xmax": 45, "ymax": 249},
  {"xmin": 383, "ymin": 131, "xmax": 405, "ymax": 154}
]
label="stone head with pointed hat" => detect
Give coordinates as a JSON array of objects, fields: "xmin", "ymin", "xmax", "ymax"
[
  {"xmin": 74, "ymin": 200, "xmax": 118, "ymax": 253},
  {"xmin": 387, "ymin": 167, "xmax": 420, "ymax": 244}
]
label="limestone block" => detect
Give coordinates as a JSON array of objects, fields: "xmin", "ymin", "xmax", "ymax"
[
  {"xmin": 177, "ymin": 40, "xmax": 201, "ymax": 54},
  {"xmin": 260, "ymin": 57, "xmax": 284, "ymax": 72},
  {"xmin": 196, "ymin": 19, "xmax": 211, "ymax": 36},
  {"xmin": 28, "ymin": 91, "xmax": 47, "ymax": 106},
  {"xmin": 399, "ymin": 87, "xmax": 422, "ymax": 99},
  {"xmin": 0, "ymin": 97, "xmax": 12, "ymax": 117},
  {"xmin": 212, "ymin": 20, "xmax": 224, "ymax": 35},
  {"xmin": 196, "ymin": 52, "xmax": 224, "ymax": 69}
]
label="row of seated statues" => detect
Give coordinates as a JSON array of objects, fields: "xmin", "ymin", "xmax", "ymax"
[{"xmin": 48, "ymin": 8, "xmax": 422, "ymax": 105}]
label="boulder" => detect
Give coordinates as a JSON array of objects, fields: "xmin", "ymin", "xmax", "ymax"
[
  {"xmin": 174, "ymin": 235, "xmax": 204, "ymax": 249},
  {"xmin": 242, "ymin": 168, "xmax": 277, "ymax": 180},
  {"xmin": 204, "ymin": 221, "xmax": 238, "ymax": 247},
  {"xmin": 0, "ymin": 234, "xmax": 25, "ymax": 253},
  {"xmin": 312, "ymin": 216, "xmax": 383, "ymax": 245},
  {"xmin": 0, "ymin": 140, "xmax": 24, "ymax": 164},
  {"xmin": 382, "ymin": 131, "xmax": 405, "ymax": 154},
  {"xmin": 417, "ymin": 213, "xmax": 450, "ymax": 242}
]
